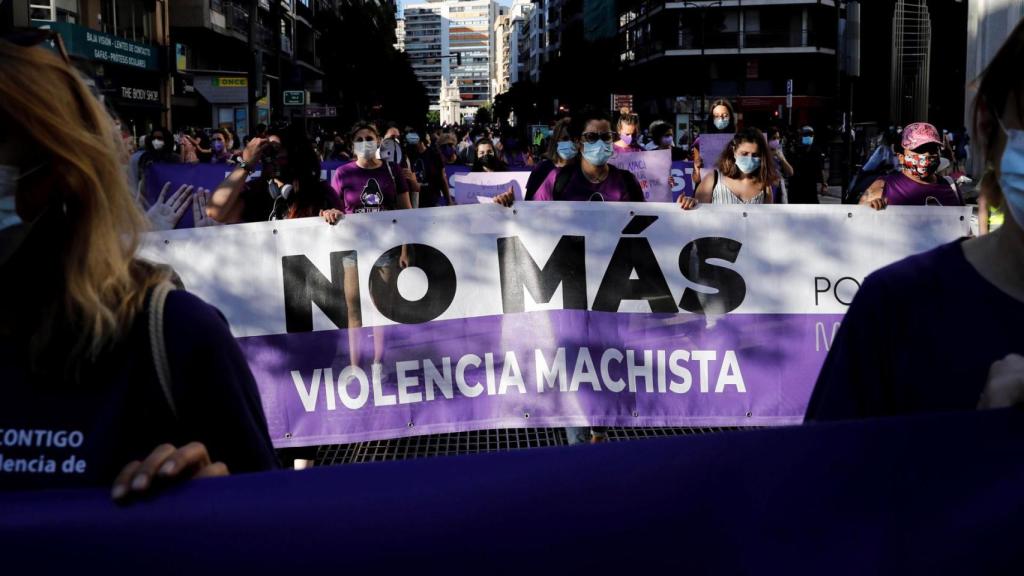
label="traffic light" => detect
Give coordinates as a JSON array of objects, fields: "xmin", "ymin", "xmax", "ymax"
[{"xmin": 456, "ymin": 52, "xmax": 462, "ymax": 66}]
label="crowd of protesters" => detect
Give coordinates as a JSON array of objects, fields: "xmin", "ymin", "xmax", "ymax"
[{"xmin": 2, "ymin": 17, "xmax": 1022, "ymax": 503}]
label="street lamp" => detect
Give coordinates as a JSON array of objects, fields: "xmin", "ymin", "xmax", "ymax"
[{"xmin": 682, "ymin": 1, "xmax": 721, "ymax": 148}]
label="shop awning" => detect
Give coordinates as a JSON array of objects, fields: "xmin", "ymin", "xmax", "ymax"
[{"xmin": 193, "ymin": 75, "xmax": 249, "ymax": 104}]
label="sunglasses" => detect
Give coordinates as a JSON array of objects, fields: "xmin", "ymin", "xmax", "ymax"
[
  {"xmin": 581, "ymin": 131, "xmax": 617, "ymax": 144},
  {"xmin": 3, "ymin": 27, "xmax": 71, "ymax": 65}
]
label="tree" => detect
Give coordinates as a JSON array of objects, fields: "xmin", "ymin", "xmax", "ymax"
[
  {"xmin": 426, "ymin": 110, "xmax": 440, "ymax": 125},
  {"xmin": 474, "ymin": 104, "xmax": 492, "ymax": 126},
  {"xmin": 314, "ymin": 4, "xmax": 429, "ymax": 129}
]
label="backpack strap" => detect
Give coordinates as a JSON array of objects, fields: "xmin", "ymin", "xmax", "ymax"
[
  {"xmin": 552, "ymin": 165, "xmax": 576, "ymax": 200},
  {"xmin": 148, "ymin": 281, "xmax": 178, "ymax": 418}
]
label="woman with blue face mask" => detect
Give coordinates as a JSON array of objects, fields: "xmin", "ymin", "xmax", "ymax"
[
  {"xmin": 806, "ymin": 18, "xmax": 1024, "ymax": 420},
  {"xmin": 692, "ymin": 128, "xmax": 778, "ymax": 205},
  {"xmin": 692, "ymin": 99, "xmax": 737, "ymax": 188},
  {"xmin": 530, "ymin": 108, "xmax": 646, "ymax": 204},
  {"xmin": 524, "ymin": 118, "xmax": 575, "ymax": 201}
]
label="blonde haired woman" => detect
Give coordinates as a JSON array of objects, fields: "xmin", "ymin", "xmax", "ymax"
[{"xmin": 0, "ymin": 31, "xmax": 276, "ymax": 499}]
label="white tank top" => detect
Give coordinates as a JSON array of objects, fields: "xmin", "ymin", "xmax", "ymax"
[{"xmin": 712, "ymin": 170, "xmax": 767, "ymax": 205}]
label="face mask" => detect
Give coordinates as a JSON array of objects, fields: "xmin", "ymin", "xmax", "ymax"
[
  {"xmin": 769, "ymin": 139, "xmax": 781, "ymax": 150},
  {"xmin": 620, "ymin": 134, "xmax": 633, "ymax": 146},
  {"xmin": 151, "ymin": 139, "xmax": 165, "ymax": 151},
  {"xmin": 557, "ymin": 141, "xmax": 578, "ymax": 161},
  {"xmin": 212, "ymin": 141, "xmax": 225, "ymax": 153},
  {"xmin": 406, "ymin": 133, "xmax": 421, "ymax": 146},
  {"xmin": 354, "ymin": 141, "xmax": 378, "ymax": 160},
  {"xmin": 734, "ymin": 155, "xmax": 761, "ymax": 174},
  {"xmin": 662, "ymin": 136, "xmax": 674, "ymax": 147},
  {"xmin": 802, "ymin": 136, "xmax": 814, "ymax": 146},
  {"xmin": 999, "ymin": 128, "xmax": 1024, "ymax": 227},
  {"xmin": 902, "ymin": 150, "xmax": 941, "ymax": 178},
  {"xmin": 714, "ymin": 118, "xmax": 730, "ymax": 130},
  {"xmin": 583, "ymin": 140, "xmax": 614, "ymax": 167}
]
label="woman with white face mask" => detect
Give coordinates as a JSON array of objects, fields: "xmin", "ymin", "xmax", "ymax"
[
  {"xmin": 690, "ymin": 128, "xmax": 778, "ymax": 205},
  {"xmin": 806, "ymin": 19, "xmax": 1024, "ymax": 420}
]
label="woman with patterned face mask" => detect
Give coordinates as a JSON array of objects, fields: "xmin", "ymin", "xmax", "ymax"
[
  {"xmin": 859, "ymin": 122, "xmax": 964, "ymax": 209},
  {"xmin": 806, "ymin": 19, "xmax": 1024, "ymax": 420}
]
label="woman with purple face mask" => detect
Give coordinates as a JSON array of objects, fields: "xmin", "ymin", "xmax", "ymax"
[{"xmin": 613, "ymin": 113, "xmax": 641, "ymax": 154}]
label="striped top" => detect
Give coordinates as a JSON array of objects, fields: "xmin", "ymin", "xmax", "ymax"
[{"xmin": 712, "ymin": 170, "xmax": 767, "ymax": 205}]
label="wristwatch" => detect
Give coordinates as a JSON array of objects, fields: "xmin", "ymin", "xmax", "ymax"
[{"xmin": 237, "ymin": 159, "xmax": 254, "ymax": 173}]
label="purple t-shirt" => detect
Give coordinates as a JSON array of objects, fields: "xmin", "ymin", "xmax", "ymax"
[
  {"xmin": 806, "ymin": 239, "xmax": 1023, "ymax": 421},
  {"xmin": 882, "ymin": 172, "xmax": 962, "ymax": 206},
  {"xmin": 331, "ymin": 161, "xmax": 408, "ymax": 214},
  {"xmin": 533, "ymin": 165, "xmax": 644, "ymax": 202}
]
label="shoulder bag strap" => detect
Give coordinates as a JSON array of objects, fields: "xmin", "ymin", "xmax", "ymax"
[{"xmin": 149, "ymin": 281, "xmax": 178, "ymax": 418}]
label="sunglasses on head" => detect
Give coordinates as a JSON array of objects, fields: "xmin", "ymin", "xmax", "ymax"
[
  {"xmin": 3, "ymin": 27, "xmax": 71, "ymax": 65},
  {"xmin": 581, "ymin": 131, "xmax": 616, "ymax": 144}
]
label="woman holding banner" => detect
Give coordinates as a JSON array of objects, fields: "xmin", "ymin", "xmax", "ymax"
[
  {"xmin": 806, "ymin": 19, "xmax": 1024, "ymax": 419},
  {"xmin": 0, "ymin": 32, "xmax": 277, "ymax": 498},
  {"xmin": 690, "ymin": 128, "xmax": 778, "ymax": 205},
  {"xmin": 321, "ymin": 122, "xmax": 412, "ymax": 375}
]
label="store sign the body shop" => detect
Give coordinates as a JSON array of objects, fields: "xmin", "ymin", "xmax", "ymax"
[
  {"xmin": 120, "ymin": 85, "xmax": 160, "ymax": 104},
  {"xmin": 33, "ymin": 22, "xmax": 159, "ymax": 71}
]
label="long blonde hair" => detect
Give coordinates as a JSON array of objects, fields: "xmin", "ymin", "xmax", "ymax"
[{"xmin": 0, "ymin": 40, "xmax": 167, "ymax": 371}]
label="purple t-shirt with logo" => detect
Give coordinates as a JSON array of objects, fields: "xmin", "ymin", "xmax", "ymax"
[
  {"xmin": 882, "ymin": 172, "xmax": 962, "ymax": 206},
  {"xmin": 331, "ymin": 161, "xmax": 408, "ymax": 214},
  {"xmin": 533, "ymin": 165, "xmax": 644, "ymax": 202}
]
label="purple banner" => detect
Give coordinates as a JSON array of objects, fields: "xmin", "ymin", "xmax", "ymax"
[
  {"xmin": 144, "ymin": 161, "xmax": 347, "ymax": 229},
  {"xmin": 240, "ymin": 309, "xmax": 839, "ymax": 447}
]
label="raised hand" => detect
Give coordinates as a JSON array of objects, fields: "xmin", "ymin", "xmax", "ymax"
[{"xmin": 148, "ymin": 182, "xmax": 193, "ymax": 231}]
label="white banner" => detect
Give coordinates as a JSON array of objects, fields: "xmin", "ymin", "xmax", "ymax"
[
  {"xmin": 140, "ymin": 204, "xmax": 971, "ymax": 443},
  {"xmin": 141, "ymin": 204, "xmax": 971, "ymax": 339},
  {"xmin": 450, "ymin": 172, "xmax": 531, "ymax": 205}
]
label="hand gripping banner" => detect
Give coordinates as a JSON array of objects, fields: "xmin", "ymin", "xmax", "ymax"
[{"xmin": 141, "ymin": 203, "xmax": 971, "ymax": 447}]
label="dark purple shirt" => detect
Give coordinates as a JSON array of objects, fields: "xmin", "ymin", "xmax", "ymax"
[
  {"xmin": 331, "ymin": 161, "xmax": 408, "ymax": 214},
  {"xmin": 533, "ymin": 164, "xmax": 644, "ymax": 202},
  {"xmin": 882, "ymin": 172, "xmax": 963, "ymax": 206},
  {"xmin": 806, "ymin": 239, "xmax": 1024, "ymax": 421}
]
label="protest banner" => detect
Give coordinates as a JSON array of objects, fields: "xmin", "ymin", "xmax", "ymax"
[
  {"xmin": 694, "ymin": 133, "xmax": 735, "ymax": 171},
  {"xmin": 671, "ymin": 160, "xmax": 696, "ymax": 199},
  {"xmin": 140, "ymin": 203, "xmax": 970, "ymax": 447},
  {"xmin": 608, "ymin": 149, "xmax": 673, "ymax": 202},
  {"xmin": 143, "ymin": 161, "xmax": 347, "ymax": 228},
  {"xmin": 450, "ymin": 172, "xmax": 532, "ymax": 204}
]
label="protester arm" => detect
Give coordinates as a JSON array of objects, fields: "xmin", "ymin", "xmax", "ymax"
[
  {"xmin": 208, "ymin": 137, "xmax": 265, "ymax": 224},
  {"xmin": 979, "ymin": 195, "xmax": 990, "ymax": 235},
  {"xmin": 693, "ymin": 171, "xmax": 715, "ymax": 204}
]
